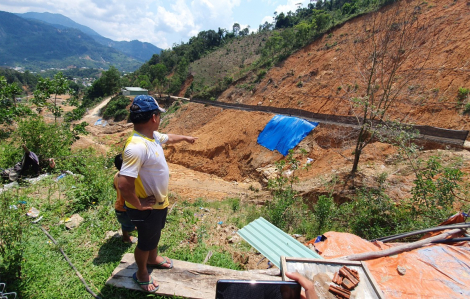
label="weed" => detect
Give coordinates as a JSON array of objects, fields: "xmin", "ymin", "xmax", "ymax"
[
  {"xmin": 457, "ymin": 87, "xmax": 469, "ymax": 104},
  {"xmin": 464, "ymin": 103, "xmax": 470, "ymax": 114},
  {"xmin": 0, "ymin": 193, "xmax": 30, "ymax": 286}
]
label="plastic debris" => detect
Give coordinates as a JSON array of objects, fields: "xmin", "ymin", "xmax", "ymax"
[
  {"xmin": 59, "ymin": 217, "xmax": 72, "ymax": 224},
  {"xmin": 32, "ymin": 216, "xmax": 43, "ymax": 223},
  {"xmin": 218, "ymin": 221, "xmax": 223, "ymax": 225},
  {"xmin": 27, "ymin": 207, "xmax": 40, "ymax": 218},
  {"xmin": 55, "ymin": 173, "xmax": 66, "ymax": 181},
  {"xmin": 283, "ymin": 170, "xmax": 293, "ymax": 177},
  {"xmin": 9, "ymin": 205, "xmax": 17, "ymax": 210},
  {"xmin": 306, "ymin": 158, "xmax": 314, "ymax": 164},
  {"xmin": 18, "ymin": 200, "xmax": 27, "ymax": 205}
]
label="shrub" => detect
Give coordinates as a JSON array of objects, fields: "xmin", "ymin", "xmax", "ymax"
[
  {"xmin": 255, "ymin": 70, "xmax": 267, "ymax": 83},
  {"xmin": 0, "ymin": 141, "xmax": 22, "ymax": 169},
  {"xmin": 0, "ymin": 193, "xmax": 30, "ymax": 286},
  {"xmin": 101, "ymin": 95, "xmax": 130, "ymax": 121},
  {"xmin": 342, "ymin": 186, "xmax": 402, "ymax": 240},
  {"xmin": 263, "ymin": 150, "xmax": 308, "ymax": 232},
  {"xmin": 64, "ymin": 107, "xmax": 86, "ymax": 122},
  {"xmin": 15, "ymin": 116, "xmax": 75, "ymax": 169},
  {"xmin": 313, "ymin": 195, "xmax": 336, "ymax": 235},
  {"xmin": 410, "ymin": 156, "xmax": 464, "ymax": 226},
  {"xmin": 62, "ymin": 149, "xmax": 115, "ymax": 212},
  {"xmin": 464, "ymin": 103, "xmax": 470, "ymax": 114},
  {"xmin": 457, "ymin": 87, "xmax": 469, "ymax": 103}
]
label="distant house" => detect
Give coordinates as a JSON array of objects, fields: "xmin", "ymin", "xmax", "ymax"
[{"xmin": 122, "ymin": 87, "xmax": 148, "ymax": 96}]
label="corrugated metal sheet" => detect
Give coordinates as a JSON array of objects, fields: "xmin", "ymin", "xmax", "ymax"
[{"xmin": 237, "ymin": 217, "xmax": 322, "ymax": 268}]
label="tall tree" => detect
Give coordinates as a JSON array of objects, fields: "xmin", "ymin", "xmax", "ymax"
[
  {"xmin": 232, "ymin": 23, "xmax": 241, "ymax": 36},
  {"xmin": 339, "ymin": 1, "xmax": 436, "ymax": 175},
  {"xmin": 32, "ymin": 72, "xmax": 71, "ymax": 123},
  {"xmin": 0, "ymin": 76, "xmax": 26, "ymax": 124}
]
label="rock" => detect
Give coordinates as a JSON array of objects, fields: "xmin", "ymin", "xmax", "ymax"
[
  {"xmin": 397, "ymin": 266, "xmax": 406, "ymax": 275},
  {"xmin": 256, "ymin": 165, "xmax": 278, "ymax": 181},
  {"xmin": 105, "ymin": 230, "xmax": 121, "ymax": 240},
  {"xmin": 228, "ymin": 235, "xmax": 240, "ymax": 243},
  {"xmin": 65, "ymin": 214, "xmax": 84, "ymax": 230}
]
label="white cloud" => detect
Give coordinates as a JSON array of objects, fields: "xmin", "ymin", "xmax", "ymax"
[
  {"xmin": 274, "ymin": 0, "xmax": 310, "ymax": 15},
  {"xmin": 0, "ymin": 0, "xmax": 311, "ymax": 50}
]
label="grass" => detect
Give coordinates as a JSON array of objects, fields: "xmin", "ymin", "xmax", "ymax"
[
  {"xmin": 2, "ymin": 146, "xmax": 469, "ymax": 298},
  {"xmin": 189, "ymin": 32, "xmax": 272, "ymax": 96},
  {"xmin": 0, "ymin": 166, "xmax": 261, "ymax": 298}
]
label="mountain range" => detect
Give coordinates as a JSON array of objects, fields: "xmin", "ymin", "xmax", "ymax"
[{"xmin": 0, "ymin": 11, "xmax": 162, "ymax": 72}]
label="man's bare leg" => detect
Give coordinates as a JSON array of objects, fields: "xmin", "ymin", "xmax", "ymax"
[
  {"xmin": 135, "ymin": 247, "xmax": 159, "ymax": 291},
  {"xmin": 122, "ymin": 230, "xmax": 136, "ymax": 243}
]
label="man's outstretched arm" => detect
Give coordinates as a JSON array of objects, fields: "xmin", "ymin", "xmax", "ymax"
[{"xmin": 166, "ymin": 134, "xmax": 198, "ymax": 145}]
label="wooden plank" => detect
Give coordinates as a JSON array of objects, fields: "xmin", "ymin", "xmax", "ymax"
[{"xmin": 106, "ymin": 253, "xmax": 281, "ymax": 299}]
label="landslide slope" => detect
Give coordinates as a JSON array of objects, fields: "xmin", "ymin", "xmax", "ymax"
[
  {"xmin": 216, "ymin": 0, "xmax": 470, "ymax": 130},
  {"xmin": 161, "ymin": 0, "xmax": 470, "ymax": 187}
]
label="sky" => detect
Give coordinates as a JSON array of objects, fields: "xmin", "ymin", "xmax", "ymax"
[{"xmin": 0, "ymin": 0, "xmax": 314, "ymax": 50}]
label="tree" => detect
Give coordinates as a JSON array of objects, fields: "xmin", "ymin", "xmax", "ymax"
[
  {"xmin": 339, "ymin": 1, "xmax": 436, "ymax": 175},
  {"xmin": 100, "ymin": 66, "xmax": 121, "ymax": 96},
  {"xmin": 0, "ymin": 76, "xmax": 30, "ymax": 125},
  {"xmin": 232, "ymin": 23, "xmax": 241, "ymax": 36},
  {"xmin": 149, "ymin": 63, "xmax": 167, "ymax": 83},
  {"xmin": 85, "ymin": 66, "xmax": 122, "ymax": 100},
  {"xmin": 32, "ymin": 72, "xmax": 71, "ymax": 123}
]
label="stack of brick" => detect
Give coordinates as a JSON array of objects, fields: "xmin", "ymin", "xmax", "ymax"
[{"xmin": 328, "ymin": 266, "xmax": 360, "ymax": 299}]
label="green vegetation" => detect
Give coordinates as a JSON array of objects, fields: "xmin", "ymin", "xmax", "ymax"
[
  {"xmin": 260, "ymin": 149, "xmax": 468, "ymax": 240},
  {"xmin": 1, "ymin": 108, "xmax": 468, "ymax": 297},
  {"xmin": 0, "ymin": 76, "xmax": 33, "ymax": 126},
  {"xmin": 123, "ymin": 0, "xmax": 396, "ymax": 101},
  {"xmin": 0, "ymin": 153, "xmax": 248, "ymax": 298},
  {"xmin": 101, "ymin": 95, "xmax": 130, "ymax": 122},
  {"xmin": 457, "ymin": 87, "xmax": 469, "ymax": 104},
  {"xmin": 1, "ymin": 1, "xmax": 469, "ymax": 297},
  {"xmin": 32, "ymin": 72, "xmax": 71, "ymax": 122},
  {"xmin": 0, "ymin": 68, "xmax": 39, "ymax": 91},
  {"xmin": 0, "ymin": 11, "xmax": 142, "ymax": 72}
]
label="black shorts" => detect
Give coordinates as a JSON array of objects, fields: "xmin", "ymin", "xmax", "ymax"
[{"xmin": 125, "ymin": 207, "xmax": 168, "ymax": 251}]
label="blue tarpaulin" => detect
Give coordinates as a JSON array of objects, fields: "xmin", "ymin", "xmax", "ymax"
[{"xmin": 257, "ymin": 115, "xmax": 318, "ymax": 156}]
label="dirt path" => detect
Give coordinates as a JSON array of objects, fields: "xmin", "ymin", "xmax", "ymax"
[{"xmin": 81, "ymin": 95, "xmax": 112, "ymax": 124}]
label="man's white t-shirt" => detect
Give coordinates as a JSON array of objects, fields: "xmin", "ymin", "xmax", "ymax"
[{"xmin": 120, "ymin": 130, "xmax": 169, "ymax": 209}]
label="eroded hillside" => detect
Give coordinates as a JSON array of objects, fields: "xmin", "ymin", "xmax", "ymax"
[
  {"xmin": 159, "ymin": 0, "xmax": 470, "ymax": 201},
  {"xmin": 213, "ymin": 0, "xmax": 470, "ymax": 130}
]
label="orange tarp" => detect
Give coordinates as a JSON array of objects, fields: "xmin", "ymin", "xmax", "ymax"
[{"xmin": 313, "ymin": 232, "xmax": 470, "ymax": 298}]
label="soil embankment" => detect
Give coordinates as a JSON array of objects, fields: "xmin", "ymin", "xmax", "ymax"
[{"xmin": 78, "ymin": 0, "xmax": 470, "ymax": 203}]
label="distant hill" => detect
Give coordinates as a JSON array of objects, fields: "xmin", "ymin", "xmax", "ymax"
[
  {"xmin": 0, "ymin": 11, "xmax": 143, "ymax": 72},
  {"xmin": 16, "ymin": 12, "xmax": 162, "ymax": 62}
]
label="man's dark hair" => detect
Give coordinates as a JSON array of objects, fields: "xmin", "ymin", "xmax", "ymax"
[
  {"xmin": 129, "ymin": 105, "xmax": 160, "ymax": 124},
  {"xmin": 114, "ymin": 154, "xmax": 123, "ymax": 171}
]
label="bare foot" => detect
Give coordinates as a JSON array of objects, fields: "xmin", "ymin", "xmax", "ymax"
[{"xmin": 122, "ymin": 236, "xmax": 137, "ymax": 243}]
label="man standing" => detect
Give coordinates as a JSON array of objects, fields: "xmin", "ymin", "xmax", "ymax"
[{"xmin": 118, "ymin": 95, "xmax": 197, "ymax": 293}]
